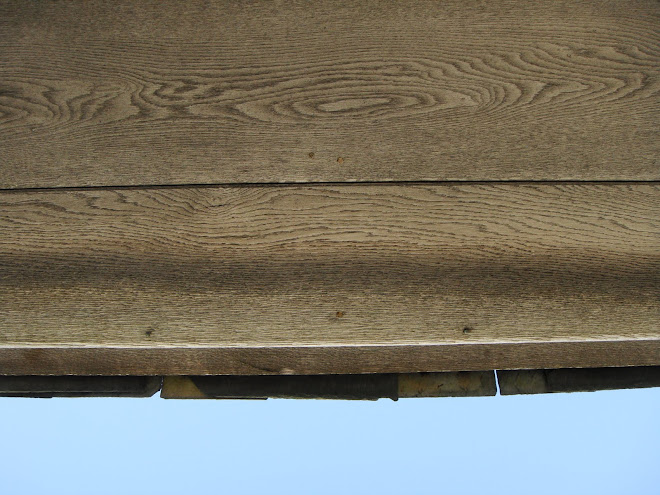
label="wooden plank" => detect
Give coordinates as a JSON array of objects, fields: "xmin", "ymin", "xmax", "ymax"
[
  {"xmin": 1, "ymin": 0, "xmax": 658, "ymax": 188},
  {"xmin": 1, "ymin": 342, "xmax": 659, "ymax": 376},
  {"xmin": 0, "ymin": 376, "xmax": 161, "ymax": 397},
  {"xmin": 497, "ymin": 367, "xmax": 660, "ymax": 395},
  {"xmin": 160, "ymin": 372, "xmax": 497, "ymax": 400},
  {"xmin": 0, "ymin": 183, "xmax": 657, "ymax": 375}
]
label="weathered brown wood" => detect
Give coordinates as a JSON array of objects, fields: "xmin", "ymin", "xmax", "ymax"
[
  {"xmin": 497, "ymin": 367, "xmax": 660, "ymax": 395},
  {"xmin": 1, "ymin": 342, "xmax": 658, "ymax": 376},
  {"xmin": 160, "ymin": 372, "xmax": 497, "ymax": 399},
  {"xmin": 397, "ymin": 371, "xmax": 497, "ymax": 398},
  {"xmin": 0, "ymin": 376, "xmax": 161, "ymax": 397},
  {"xmin": 0, "ymin": 183, "xmax": 657, "ymax": 375},
  {"xmin": 1, "ymin": 0, "xmax": 658, "ymax": 188}
]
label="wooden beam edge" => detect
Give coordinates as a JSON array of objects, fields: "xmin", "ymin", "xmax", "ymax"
[
  {"xmin": 1, "ymin": 340, "xmax": 658, "ymax": 376},
  {"xmin": 497, "ymin": 367, "xmax": 660, "ymax": 395},
  {"xmin": 160, "ymin": 372, "xmax": 497, "ymax": 399}
]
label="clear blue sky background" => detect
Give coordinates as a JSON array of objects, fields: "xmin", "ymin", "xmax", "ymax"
[{"xmin": 1, "ymin": 387, "xmax": 658, "ymax": 494}]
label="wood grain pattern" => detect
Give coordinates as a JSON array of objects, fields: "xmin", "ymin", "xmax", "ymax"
[
  {"xmin": 1, "ymin": 0, "xmax": 658, "ymax": 188},
  {"xmin": 2, "ymin": 342, "xmax": 659, "ymax": 376},
  {"xmin": 0, "ymin": 183, "xmax": 657, "ymax": 374}
]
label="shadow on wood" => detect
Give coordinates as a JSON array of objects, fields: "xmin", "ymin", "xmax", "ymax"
[
  {"xmin": 0, "ymin": 376, "xmax": 162, "ymax": 398},
  {"xmin": 160, "ymin": 372, "xmax": 497, "ymax": 400},
  {"xmin": 497, "ymin": 367, "xmax": 660, "ymax": 395}
]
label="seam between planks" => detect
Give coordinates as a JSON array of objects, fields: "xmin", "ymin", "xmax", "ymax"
[{"xmin": 0, "ymin": 179, "xmax": 658, "ymax": 194}]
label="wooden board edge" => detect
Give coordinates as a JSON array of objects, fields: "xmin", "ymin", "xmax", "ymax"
[
  {"xmin": 160, "ymin": 371, "xmax": 497, "ymax": 399},
  {"xmin": 497, "ymin": 367, "xmax": 660, "ymax": 395},
  {"xmin": 1, "ymin": 340, "xmax": 658, "ymax": 376},
  {"xmin": 0, "ymin": 376, "xmax": 162, "ymax": 397}
]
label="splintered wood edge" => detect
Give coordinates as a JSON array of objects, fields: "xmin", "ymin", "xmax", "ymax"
[{"xmin": 1, "ymin": 340, "xmax": 658, "ymax": 376}]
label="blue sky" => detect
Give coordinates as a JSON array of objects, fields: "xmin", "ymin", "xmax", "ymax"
[{"xmin": 1, "ymin": 387, "xmax": 658, "ymax": 494}]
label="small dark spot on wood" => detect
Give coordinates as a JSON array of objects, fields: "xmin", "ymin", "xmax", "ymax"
[
  {"xmin": 337, "ymin": 157, "xmax": 344, "ymax": 164},
  {"xmin": 463, "ymin": 326, "xmax": 472, "ymax": 334},
  {"xmin": 336, "ymin": 311, "xmax": 345, "ymax": 318},
  {"xmin": 308, "ymin": 152, "xmax": 315, "ymax": 158},
  {"xmin": 145, "ymin": 329, "xmax": 154, "ymax": 337}
]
